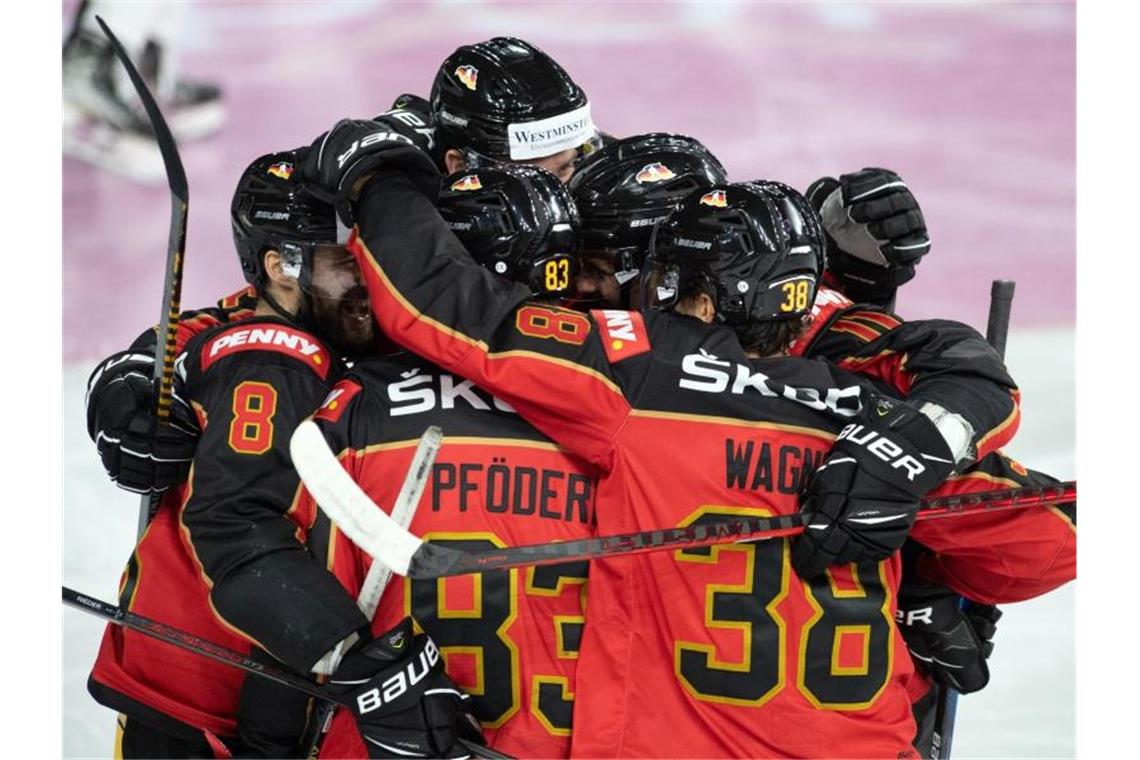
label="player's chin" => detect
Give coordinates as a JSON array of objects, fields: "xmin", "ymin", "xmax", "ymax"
[{"xmin": 337, "ymin": 310, "xmax": 375, "ymax": 348}]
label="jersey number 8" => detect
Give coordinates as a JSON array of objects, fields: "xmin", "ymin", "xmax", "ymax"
[{"xmin": 228, "ymin": 381, "xmax": 278, "ymax": 455}]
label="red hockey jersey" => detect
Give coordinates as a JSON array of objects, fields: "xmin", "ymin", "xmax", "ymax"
[
  {"xmin": 345, "ymin": 171, "xmax": 1075, "ymax": 757},
  {"xmin": 305, "ymin": 353, "xmax": 598, "ymax": 759}
]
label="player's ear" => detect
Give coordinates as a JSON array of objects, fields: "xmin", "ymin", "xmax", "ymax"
[
  {"xmin": 695, "ymin": 292, "xmax": 716, "ymax": 324},
  {"xmin": 677, "ymin": 291, "xmax": 717, "ymax": 324},
  {"xmin": 443, "ymin": 149, "xmax": 467, "ymax": 175}
]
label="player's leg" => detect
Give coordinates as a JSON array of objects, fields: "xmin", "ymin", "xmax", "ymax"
[{"xmin": 115, "ymin": 714, "xmax": 218, "ymax": 759}]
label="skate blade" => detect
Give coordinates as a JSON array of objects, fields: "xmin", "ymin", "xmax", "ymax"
[
  {"xmin": 63, "ymin": 121, "xmax": 168, "ymax": 184},
  {"xmin": 169, "ymin": 102, "xmax": 227, "ymax": 142}
]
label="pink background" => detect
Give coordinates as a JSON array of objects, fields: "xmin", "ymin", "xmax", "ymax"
[{"xmin": 63, "ymin": 1, "xmax": 1074, "ymax": 363}]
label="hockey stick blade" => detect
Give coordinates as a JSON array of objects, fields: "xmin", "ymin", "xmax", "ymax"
[
  {"xmin": 63, "ymin": 586, "xmax": 510, "ymax": 759},
  {"xmin": 96, "ymin": 16, "xmax": 191, "ymax": 537},
  {"xmin": 291, "ymin": 420, "xmax": 427, "ymax": 576}
]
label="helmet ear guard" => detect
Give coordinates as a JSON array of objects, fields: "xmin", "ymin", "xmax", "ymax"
[
  {"xmin": 231, "ymin": 148, "xmax": 337, "ymax": 293},
  {"xmin": 569, "ymin": 133, "xmax": 728, "ymax": 308}
]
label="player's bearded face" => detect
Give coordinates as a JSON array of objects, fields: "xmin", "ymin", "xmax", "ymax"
[{"xmin": 306, "ymin": 245, "xmax": 374, "ymax": 355}]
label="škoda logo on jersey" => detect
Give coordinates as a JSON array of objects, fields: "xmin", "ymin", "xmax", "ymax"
[
  {"xmin": 313, "ymin": 378, "xmax": 363, "ymax": 424},
  {"xmin": 454, "ymin": 64, "xmax": 478, "ymax": 91},
  {"xmin": 202, "ymin": 325, "xmax": 331, "ymax": 379},
  {"xmin": 593, "ymin": 309, "xmax": 650, "ymax": 363},
  {"xmin": 450, "ymin": 174, "xmax": 483, "ymax": 192},
  {"xmin": 635, "ymin": 163, "xmax": 676, "ymax": 184},
  {"xmin": 700, "ymin": 189, "xmax": 728, "ymax": 208}
]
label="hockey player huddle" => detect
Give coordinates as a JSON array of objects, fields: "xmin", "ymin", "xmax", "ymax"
[{"xmin": 83, "ymin": 38, "xmax": 1075, "ymax": 759}]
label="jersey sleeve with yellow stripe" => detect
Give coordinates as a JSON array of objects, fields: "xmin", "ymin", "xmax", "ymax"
[
  {"xmin": 177, "ymin": 318, "xmax": 368, "ymax": 673},
  {"xmin": 347, "ymin": 170, "xmax": 633, "ymax": 474},
  {"xmin": 803, "ymin": 304, "xmax": 1021, "ymax": 460},
  {"xmin": 908, "ymin": 452, "xmax": 1075, "ymax": 603}
]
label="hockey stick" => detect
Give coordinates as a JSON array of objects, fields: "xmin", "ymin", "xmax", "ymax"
[
  {"xmin": 95, "ymin": 16, "xmax": 190, "ymax": 539},
  {"xmin": 292, "ymin": 418, "xmax": 1075, "ymax": 579},
  {"xmin": 63, "ymin": 587, "xmax": 508, "ymax": 760},
  {"xmin": 304, "ymin": 426, "xmax": 442, "ymax": 756},
  {"xmin": 930, "ymin": 278, "xmax": 1017, "ymax": 760}
]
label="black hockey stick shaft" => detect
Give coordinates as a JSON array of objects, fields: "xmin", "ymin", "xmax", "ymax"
[
  {"xmin": 95, "ymin": 17, "xmax": 190, "ymax": 538},
  {"xmin": 409, "ymin": 481, "xmax": 1075, "ymax": 579},
  {"xmin": 989, "ymin": 282, "xmax": 1016, "ymax": 360},
  {"xmin": 62, "ymin": 587, "xmax": 511, "ymax": 760},
  {"xmin": 932, "ymin": 278, "xmax": 1018, "ymax": 759},
  {"xmin": 985, "ymin": 279, "xmax": 1016, "ymax": 357}
]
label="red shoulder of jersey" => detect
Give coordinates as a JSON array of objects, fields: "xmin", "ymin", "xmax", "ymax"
[
  {"xmin": 217, "ymin": 285, "xmax": 258, "ymax": 312},
  {"xmin": 198, "ymin": 322, "xmax": 333, "ymax": 379},
  {"xmin": 312, "ymin": 378, "xmax": 364, "ymax": 424},
  {"xmin": 788, "ymin": 286, "xmax": 853, "ymax": 356},
  {"xmin": 591, "ymin": 309, "xmax": 651, "ymax": 363}
]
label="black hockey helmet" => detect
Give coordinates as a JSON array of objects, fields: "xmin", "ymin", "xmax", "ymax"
[
  {"xmin": 431, "ymin": 37, "xmax": 599, "ymax": 167},
  {"xmin": 642, "ymin": 181, "xmax": 825, "ymax": 325},
  {"xmin": 568, "ymin": 133, "xmax": 728, "ymax": 288},
  {"xmin": 437, "ymin": 165, "xmax": 579, "ymax": 297},
  {"xmin": 231, "ymin": 148, "xmax": 337, "ymax": 292}
]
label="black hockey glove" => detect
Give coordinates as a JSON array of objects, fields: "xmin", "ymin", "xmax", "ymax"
[
  {"xmin": 328, "ymin": 618, "xmax": 485, "ymax": 759},
  {"xmin": 377, "ymin": 93, "xmax": 436, "ymax": 152},
  {"xmin": 791, "ymin": 395, "xmax": 955, "ymax": 580},
  {"xmin": 301, "ymin": 116, "xmax": 440, "ymax": 227},
  {"xmin": 806, "ymin": 168, "xmax": 930, "ymax": 307},
  {"xmin": 896, "ymin": 581, "xmax": 1001, "ymax": 694},
  {"xmin": 85, "ymin": 350, "xmax": 199, "ymax": 494}
]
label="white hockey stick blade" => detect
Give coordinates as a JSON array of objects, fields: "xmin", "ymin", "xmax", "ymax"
[
  {"xmin": 356, "ymin": 425, "xmax": 441, "ymax": 619},
  {"xmin": 290, "ymin": 420, "xmax": 427, "ymax": 578}
]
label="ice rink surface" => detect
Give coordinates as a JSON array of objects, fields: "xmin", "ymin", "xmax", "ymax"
[{"xmin": 62, "ymin": 2, "xmax": 1075, "ymax": 757}]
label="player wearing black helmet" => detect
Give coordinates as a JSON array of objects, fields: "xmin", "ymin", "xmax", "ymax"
[
  {"xmin": 432, "ymin": 37, "xmax": 599, "ymax": 182},
  {"xmin": 568, "ymin": 132, "xmax": 727, "ymax": 309},
  {"xmin": 243, "ymin": 163, "xmax": 596, "ymax": 758},
  {"xmin": 438, "ymin": 164, "xmax": 579, "ymax": 297},
  {"xmin": 87, "ymin": 148, "xmax": 480, "ymax": 759},
  {"xmin": 303, "ymin": 120, "xmax": 1072, "ymax": 758}
]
